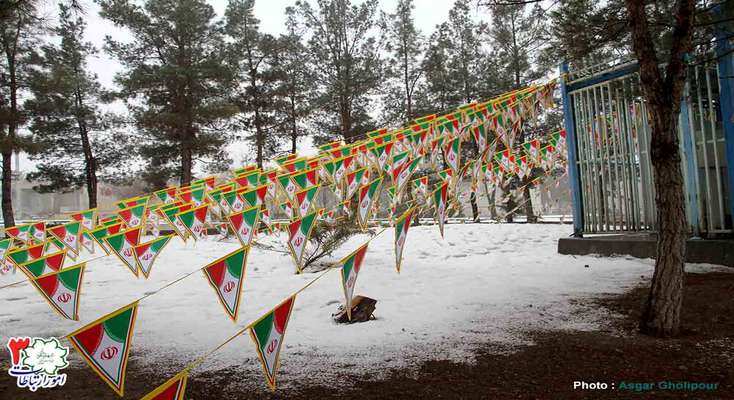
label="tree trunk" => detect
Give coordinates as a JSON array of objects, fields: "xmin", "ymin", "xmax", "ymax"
[
  {"xmin": 470, "ymin": 191, "xmax": 479, "ymax": 222},
  {"xmin": 180, "ymin": 142, "xmax": 193, "ymax": 186},
  {"xmin": 639, "ymin": 111, "xmax": 687, "ymax": 337},
  {"xmin": 290, "ymin": 96, "xmax": 298, "ymax": 154},
  {"xmin": 522, "ymin": 183, "xmax": 536, "ymax": 223},
  {"xmin": 76, "ymin": 90, "xmax": 98, "ymax": 209},
  {"xmin": 255, "ymin": 108, "xmax": 264, "ymax": 168},
  {"xmin": 2, "ymin": 151, "xmax": 14, "ymax": 228},
  {"xmin": 625, "ymin": 0, "xmax": 695, "ymax": 337}
]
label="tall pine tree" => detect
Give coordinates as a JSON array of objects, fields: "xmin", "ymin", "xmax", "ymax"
[
  {"xmin": 25, "ymin": 4, "xmax": 124, "ymax": 208},
  {"xmin": 289, "ymin": 0, "xmax": 382, "ymax": 144},
  {"xmin": 99, "ymin": 0, "xmax": 236, "ymax": 188}
]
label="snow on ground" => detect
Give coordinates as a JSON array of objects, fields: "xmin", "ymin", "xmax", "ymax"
[{"xmin": 0, "ymin": 224, "xmax": 729, "ymax": 389}]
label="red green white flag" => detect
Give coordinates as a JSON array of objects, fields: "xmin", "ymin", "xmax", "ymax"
[
  {"xmin": 176, "ymin": 204, "xmax": 209, "ymax": 241},
  {"xmin": 295, "ymin": 186, "xmax": 319, "ymax": 217},
  {"xmin": 89, "ymin": 223, "xmax": 124, "ymax": 255},
  {"xmin": 444, "ymin": 137, "xmax": 461, "ymax": 173},
  {"xmin": 48, "ymin": 221, "xmax": 82, "ymax": 255},
  {"xmin": 5, "ymin": 223, "xmax": 32, "ymax": 243},
  {"xmin": 154, "ymin": 187, "xmax": 178, "ymax": 204},
  {"xmin": 249, "ymin": 295, "xmax": 296, "ymax": 391},
  {"xmin": 0, "ymin": 237, "xmax": 12, "ymax": 262},
  {"xmin": 178, "ymin": 186, "xmax": 207, "ymax": 206},
  {"xmin": 239, "ymin": 185, "xmax": 268, "ymax": 208},
  {"xmin": 202, "ymin": 247, "xmax": 249, "ymax": 321},
  {"xmin": 116, "ymin": 196, "xmax": 149, "ymax": 210},
  {"xmin": 494, "ymin": 149, "xmax": 516, "ymax": 174},
  {"xmin": 30, "ymin": 262, "xmax": 85, "ymax": 320},
  {"xmin": 134, "ymin": 235, "xmax": 174, "ymax": 278},
  {"xmin": 433, "ymin": 182, "xmax": 448, "ymax": 238},
  {"xmin": 140, "ymin": 371, "xmax": 188, "ymax": 400},
  {"xmin": 223, "ymin": 191, "xmax": 246, "ymax": 213},
  {"xmin": 227, "ymin": 206, "xmax": 260, "ymax": 247},
  {"xmin": 345, "ymin": 167, "xmax": 368, "ymax": 200},
  {"xmin": 339, "ymin": 243, "xmax": 369, "ymax": 320},
  {"xmin": 357, "ymin": 176, "xmax": 383, "ymax": 229},
  {"xmin": 287, "ymin": 210, "xmax": 319, "ymax": 273},
  {"xmin": 71, "ymin": 208, "xmax": 98, "ymax": 231},
  {"xmin": 394, "ymin": 207, "xmax": 416, "ymax": 273},
  {"xmin": 6, "ymin": 242, "xmax": 47, "ymax": 266},
  {"xmin": 277, "ymin": 174, "xmax": 298, "ymax": 202},
  {"xmin": 19, "ymin": 250, "xmax": 66, "ymax": 278},
  {"xmin": 522, "ymin": 139, "xmax": 541, "ymax": 164},
  {"xmin": 117, "ymin": 204, "xmax": 147, "ymax": 229},
  {"xmin": 104, "ymin": 227, "xmax": 142, "ymax": 276},
  {"xmin": 67, "ymin": 302, "xmax": 138, "ymax": 396},
  {"xmin": 30, "ymin": 222, "xmax": 46, "ymax": 243}
]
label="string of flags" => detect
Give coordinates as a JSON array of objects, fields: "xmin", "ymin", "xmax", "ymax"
[{"xmin": 0, "ymin": 79, "xmax": 569, "ymax": 396}]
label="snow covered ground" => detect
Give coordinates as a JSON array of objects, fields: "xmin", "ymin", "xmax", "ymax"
[{"xmin": 0, "ymin": 224, "xmax": 729, "ymax": 389}]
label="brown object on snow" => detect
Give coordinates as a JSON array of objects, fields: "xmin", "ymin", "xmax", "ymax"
[{"xmin": 333, "ymin": 295, "xmax": 377, "ymax": 324}]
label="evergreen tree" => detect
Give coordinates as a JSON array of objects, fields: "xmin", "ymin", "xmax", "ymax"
[
  {"xmin": 0, "ymin": 2, "xmax": 40, "ymax": 226},
  {"xmin": 289, "ymin": 0, "xmax": 382, "ymax": 144},
  {"xmin": 24, "ymin": 4, "xmax": 124, "ymax": 208},
  {"xmin": 383, "ymin": 0, "xmax": 424, "ymax": 126},
  {"xmin": 272, "ymin": 28, "xmax": 314, "ymax": 154},
  {"xmin": 225, "ymin": 0, "xmax": 282, "ymax": 168},
  {"xmin": 98, "ymin": 0, "xmax": 236, "ymax": 188}
]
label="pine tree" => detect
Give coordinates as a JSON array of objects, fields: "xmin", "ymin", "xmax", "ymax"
[
  {"xmin": 99, "ymin": 0, "xmax": 236, "ymax": 187},
  {"xmin": 383, "ymin": 0, "xmax": 424, "ymax": 126},
  {"xmin": 272, "ymin": 25, "xmax": 314, "ymax": 154},
  {"xmin": 0, "ymin": 2, "xmax": 40, "ymax": 227},
  {"xmin": 225, "ymin": 0, "xmax": 282, "ymax": 168},
  {"xmin": 24, "ymin": 4, "xmax": 124, "ymax": 208},
  {"xmin": 488, "ymin": 2, "xmax": 550, "ymax": 222},
  {"xmin": 289, "ymin": 0, "xmax": 382, "ymax": 144}
]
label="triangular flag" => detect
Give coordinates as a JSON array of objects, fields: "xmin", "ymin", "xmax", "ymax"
[
  {"xmin": 227, "ymin": 207, "xmax": 260, "ymax": 247},
  {"xmin": 294, "ymin": 186, "xmax": 319, "ymax": 217},
  {"xmin": 89, "ymin": 222, "xmax": 124, "ymax": 255},
  {"xmin": 202, "ymin": 247, "xmax": 249, "ymax": 321},
  {"xmin": 140, "ymin": 370, "xmax": 188, "ymax": 400},
  {"xmin": 357, "ymin": 177, "xmax": 383, "ymax": 229},
  {"xmin": 249, "ymin": 295, "xmax": 296, "ymax": 391},
  {"xmin": 6, "ymin": 241, "xmax": 47, "ymax": 266},
  {"xmin": 19, "ymin": 250, "xmax": 66, "ymax": 278},
  {"xmin": 30, "ymin": 263, "xmax": 85, "ymax": 320},
  {"xmin": 104, "ymin": 227, "xmax": 142, "ymax": 276},
  {"xmin": 67, "ymin": 302, "xmax": 138, "ymax": 396},
  {"xmin": 433, "ymin": 182, "xmax": 448, "ymax": 238},
  {"xmin": 286, "ymin": 210, "xmax": 319, "ymax": 273},
  {"xmin": 134, "ymin": 235, "xmax": 174, "ymax": 278},
  {"xmin": 394, "ymin": 207, "xmax": 416, "ymax": 273},
  {"xmin": 339, "ymin": 242, "xmax": 369, "ymax": 320},
  {"xmin": 48, "ymin": 221, "xmax": 82, "ymax": 255},
  {"xmin": 117, "ymin": 204, "xmax": 147, "ymax": 229},
  {"xmin": 176, "ymin": 204, "xmax": 209, "ymax": 241},
  {"xmin": 71, "ymin": 208, "xmax": 98, "ymax": 231}
]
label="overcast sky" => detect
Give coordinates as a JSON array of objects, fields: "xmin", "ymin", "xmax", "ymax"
[{"xmin": 39, "ymin": 0, "xmax": 479, "ymax": 91}]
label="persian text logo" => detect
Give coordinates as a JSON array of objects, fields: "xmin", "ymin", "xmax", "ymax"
[{"xmin": 6, "ymin": 336, "xmax": 69, "ymax": 391}]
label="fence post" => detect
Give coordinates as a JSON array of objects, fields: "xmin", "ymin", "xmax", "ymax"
[
  {"xmin": 678, "ymin": 81, "xmax": 700, "ymax": 237},
  {"xmin": 559, "ymin": 63, "xmax": 584, "ymax": 236},
  {"xmin": 715, "ymin": 5, "xmax": 734, "ymax": 225}
]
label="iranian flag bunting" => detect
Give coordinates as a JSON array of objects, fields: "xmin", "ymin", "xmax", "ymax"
[
  {"xmin": 19, "ymin": 250, "xmax": 66, "ymax": 278},
  {"xmin": 345, "ymin": 167, "xmax": 368, "ymax": 200},
  {"xmin": 277, "ymin": 174, "xmax": 298, "ymax": 202},
  {"xmin": 433, "ymin": 182, "xmax": 448, "ymax": 238},
  {"xmin": 5, "ymin": 223, "xmax": 32, "ymax": 243},
  {"xmin": 178, "ymin": 186, "xmax": 207, "ymax": 206},
  {"xmin": 339, "ymin": 242, "xmax": 369, "ymax": 320},
  {"xmin": 30, "ymin": 262, "xmax": 85, "ymax": 320},
  {"xmin": 176, "ymin": 204, "xmax": 209, "ymax": 241},
  {"xmin": 222, "ymin": 191, "xmax": 246, "ymax": 213},
  {"xmin": 357, "ymin": 176, "xmax": 383, "ymax": 229},
  {"xmin": 48, "ymin": 221, "xmax": 82, "ymax": 255},
  {"xmin": 227, "ymin": 206, "xmax": 260, "ymax": 247},
  {"xmin": 67, "ymin": 302, "xmax": 138, "ymax": 396},
  {"xmin": 140, "ymin": 371, "xmax": 188, "ymax": 400},
  {"xmin": 89, "ymin": 223, "xmax": 124, "ymax": 255},
  {"xmin": 6, "ymin": 242, "xmax": 47, "ymax": 266},
  {"xmin": 71, "ymin": 208, "xmax": 98, "ymax": 231},
  {"xmin": 116, "ymin": 196, "xmax": 149, "ymax": 210},
  {"xmin": 394, "ymin": 207, "xmax": 416, "ymax": 273},
  {"xmin": 249, "ymin": 295, "xmax": 296, "ymax": 391},
  {"xmin": 154, "ymin": 187, "xmax": 178, "ymax": 204},
  {"xmin": 134, "ymin": 235, "xmax": 174, "ymax": 278},
  {"xmin": 104, "ymin": 227, "xmax": 142, "ymax": 276},
  {"xmin": 117, "ymin": 204, "xmax": 146, "ymax": 229},
  {"xmin": 30, "ymin": 222, "xmax": 46, "ymax": 243},
  {"xmin": 0, "ymin": 238, "xmax": 12, "ymax": 262},
  {"xmin": 202, "ymin": 247, "xmax": 249, "ymax": 321},
  {"xmin": 239, "ymin": 185, "xmax": 268, "ymax": 208},
  {"xmin": 444, "ymin": 137, "xmax": 461, "ymax": 173},
  {"xmin": 287, "ymin": 210, "xmax": 319, "ymax": 273},
  {"xmin": 295, "ymin": 186, "xmax": 319, "ymax": 217}
]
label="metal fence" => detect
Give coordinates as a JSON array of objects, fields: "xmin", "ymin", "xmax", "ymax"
[{"xmin": 560, "ymin": 51, "xmax": 734, "ymax": 237}]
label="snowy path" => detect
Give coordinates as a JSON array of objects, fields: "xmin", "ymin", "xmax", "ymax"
[{"xmin": 0, "ymin": 224, "xmax": 725, "ymax": 388}]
